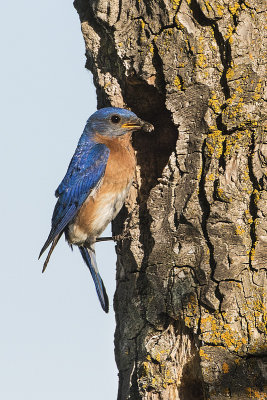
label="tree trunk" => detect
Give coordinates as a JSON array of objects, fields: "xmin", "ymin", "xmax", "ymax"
[{"xmin": 74, "ymin": 1, "xmax": 266, "ymax": 398}]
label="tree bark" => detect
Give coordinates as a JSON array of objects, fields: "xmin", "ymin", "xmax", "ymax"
[{"xmin": 74, "ymin": 0, "xmax": 266, "ymax": 398}]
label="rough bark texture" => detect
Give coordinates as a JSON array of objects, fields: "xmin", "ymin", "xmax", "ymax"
[{"xmin": 74, "ymin": 1, "xmax": 266, "ymax": 399}]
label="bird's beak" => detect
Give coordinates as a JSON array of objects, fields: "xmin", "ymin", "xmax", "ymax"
[{"xmin": 122, "ymin": 119, "xmax": 154, "ymax": 133}]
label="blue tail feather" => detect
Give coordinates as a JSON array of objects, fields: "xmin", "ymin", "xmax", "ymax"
[{"xmin": 79, "ymin": 246, "xmax": 109, "ymax": 313}]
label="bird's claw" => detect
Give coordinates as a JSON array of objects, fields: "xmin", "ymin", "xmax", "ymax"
[{"xmin": 96, "ymin": 233, "xmax": 130, "ymax": 242}]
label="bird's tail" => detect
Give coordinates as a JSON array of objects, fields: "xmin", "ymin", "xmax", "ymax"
[{"xmin": 79, "ymin": 246, "xmax": 109, "ymax": 313}]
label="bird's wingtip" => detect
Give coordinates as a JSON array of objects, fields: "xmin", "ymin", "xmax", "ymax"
[
  {"xmin": 38, "ymin": 239, "xmax": 51, "ymax": 260},
  {"xmin": 41, "ymin": 263, "xmax": 47, "ymax": 273},
  {"xmin": 38, "ymin": 248, "xmax": 45, "ymax": 260},
  {"xmin": 39, "ymin": 233, "xmax": 62, "ymax": 272}
]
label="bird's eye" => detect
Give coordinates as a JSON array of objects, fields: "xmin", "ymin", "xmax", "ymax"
[{"xmin": 111, "ymin": 115, "xmax": 121, "ymax": 124}]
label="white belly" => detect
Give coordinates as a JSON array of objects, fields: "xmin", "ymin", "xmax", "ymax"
[
  {"xmin": 90, "ymin": 185, "xmax": 130, "ymax": 234},
  {"xmin": 67, "ymin": 182, "xmax": 132, "ymax": 245}
]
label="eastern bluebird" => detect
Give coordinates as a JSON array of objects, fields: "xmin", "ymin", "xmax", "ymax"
[{"xmin": 39, "ymin": 107, "xmax": 153, "ymax": 312}]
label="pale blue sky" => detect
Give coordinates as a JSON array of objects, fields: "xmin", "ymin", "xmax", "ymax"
[{"xmin": 1, "ymin": 1, "xmax": 117, "ymax": 399}]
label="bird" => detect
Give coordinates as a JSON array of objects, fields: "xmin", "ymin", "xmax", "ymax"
[{"xmin": 39, "ymin": 107, "xmax": 154, "ymax": 313}]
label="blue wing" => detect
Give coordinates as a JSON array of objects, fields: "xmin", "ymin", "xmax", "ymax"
[
  {"xmin": 39, "ymin": 138, "xmax": 110, "ymax": 259},
  {"xmin": 79, "ymin": 246, "xmax": 109, "ymax": 313}
]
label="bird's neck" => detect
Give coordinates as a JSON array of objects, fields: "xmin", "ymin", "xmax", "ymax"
[{"xmin": 94, "ymin": 132, "xmax": 133, "ymax": 153}]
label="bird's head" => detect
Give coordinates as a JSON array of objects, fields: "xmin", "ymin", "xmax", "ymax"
[{"xmin": 85, "ymin": 107, "xmax": 154, "ymax": 138}]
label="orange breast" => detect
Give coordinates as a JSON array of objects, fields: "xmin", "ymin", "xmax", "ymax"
[{"xmin": 68, "ymin": 132, "xmax": 136, "ymax": 245}]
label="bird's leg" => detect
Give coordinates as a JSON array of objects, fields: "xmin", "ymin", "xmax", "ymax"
[{"xmin": 96, "ymin": 236, "xmax": 113, "ymax": 242}]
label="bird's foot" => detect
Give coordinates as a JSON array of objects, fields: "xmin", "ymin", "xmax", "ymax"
[
  {"xmin": 96, "ymin": 233, "xmax": 131, "ymax": 243},
  {"xmin": 113, "ymin": 233, "xmax": 131, "ymax": 242}
]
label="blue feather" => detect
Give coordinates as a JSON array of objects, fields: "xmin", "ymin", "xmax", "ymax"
[
  {"xmin": 39, "ymin": 139, "xmax": 110, "ymax": 258},
  {"xmin": 79, "ymin": 246, "xmax": 109, "ymax": 313}
]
